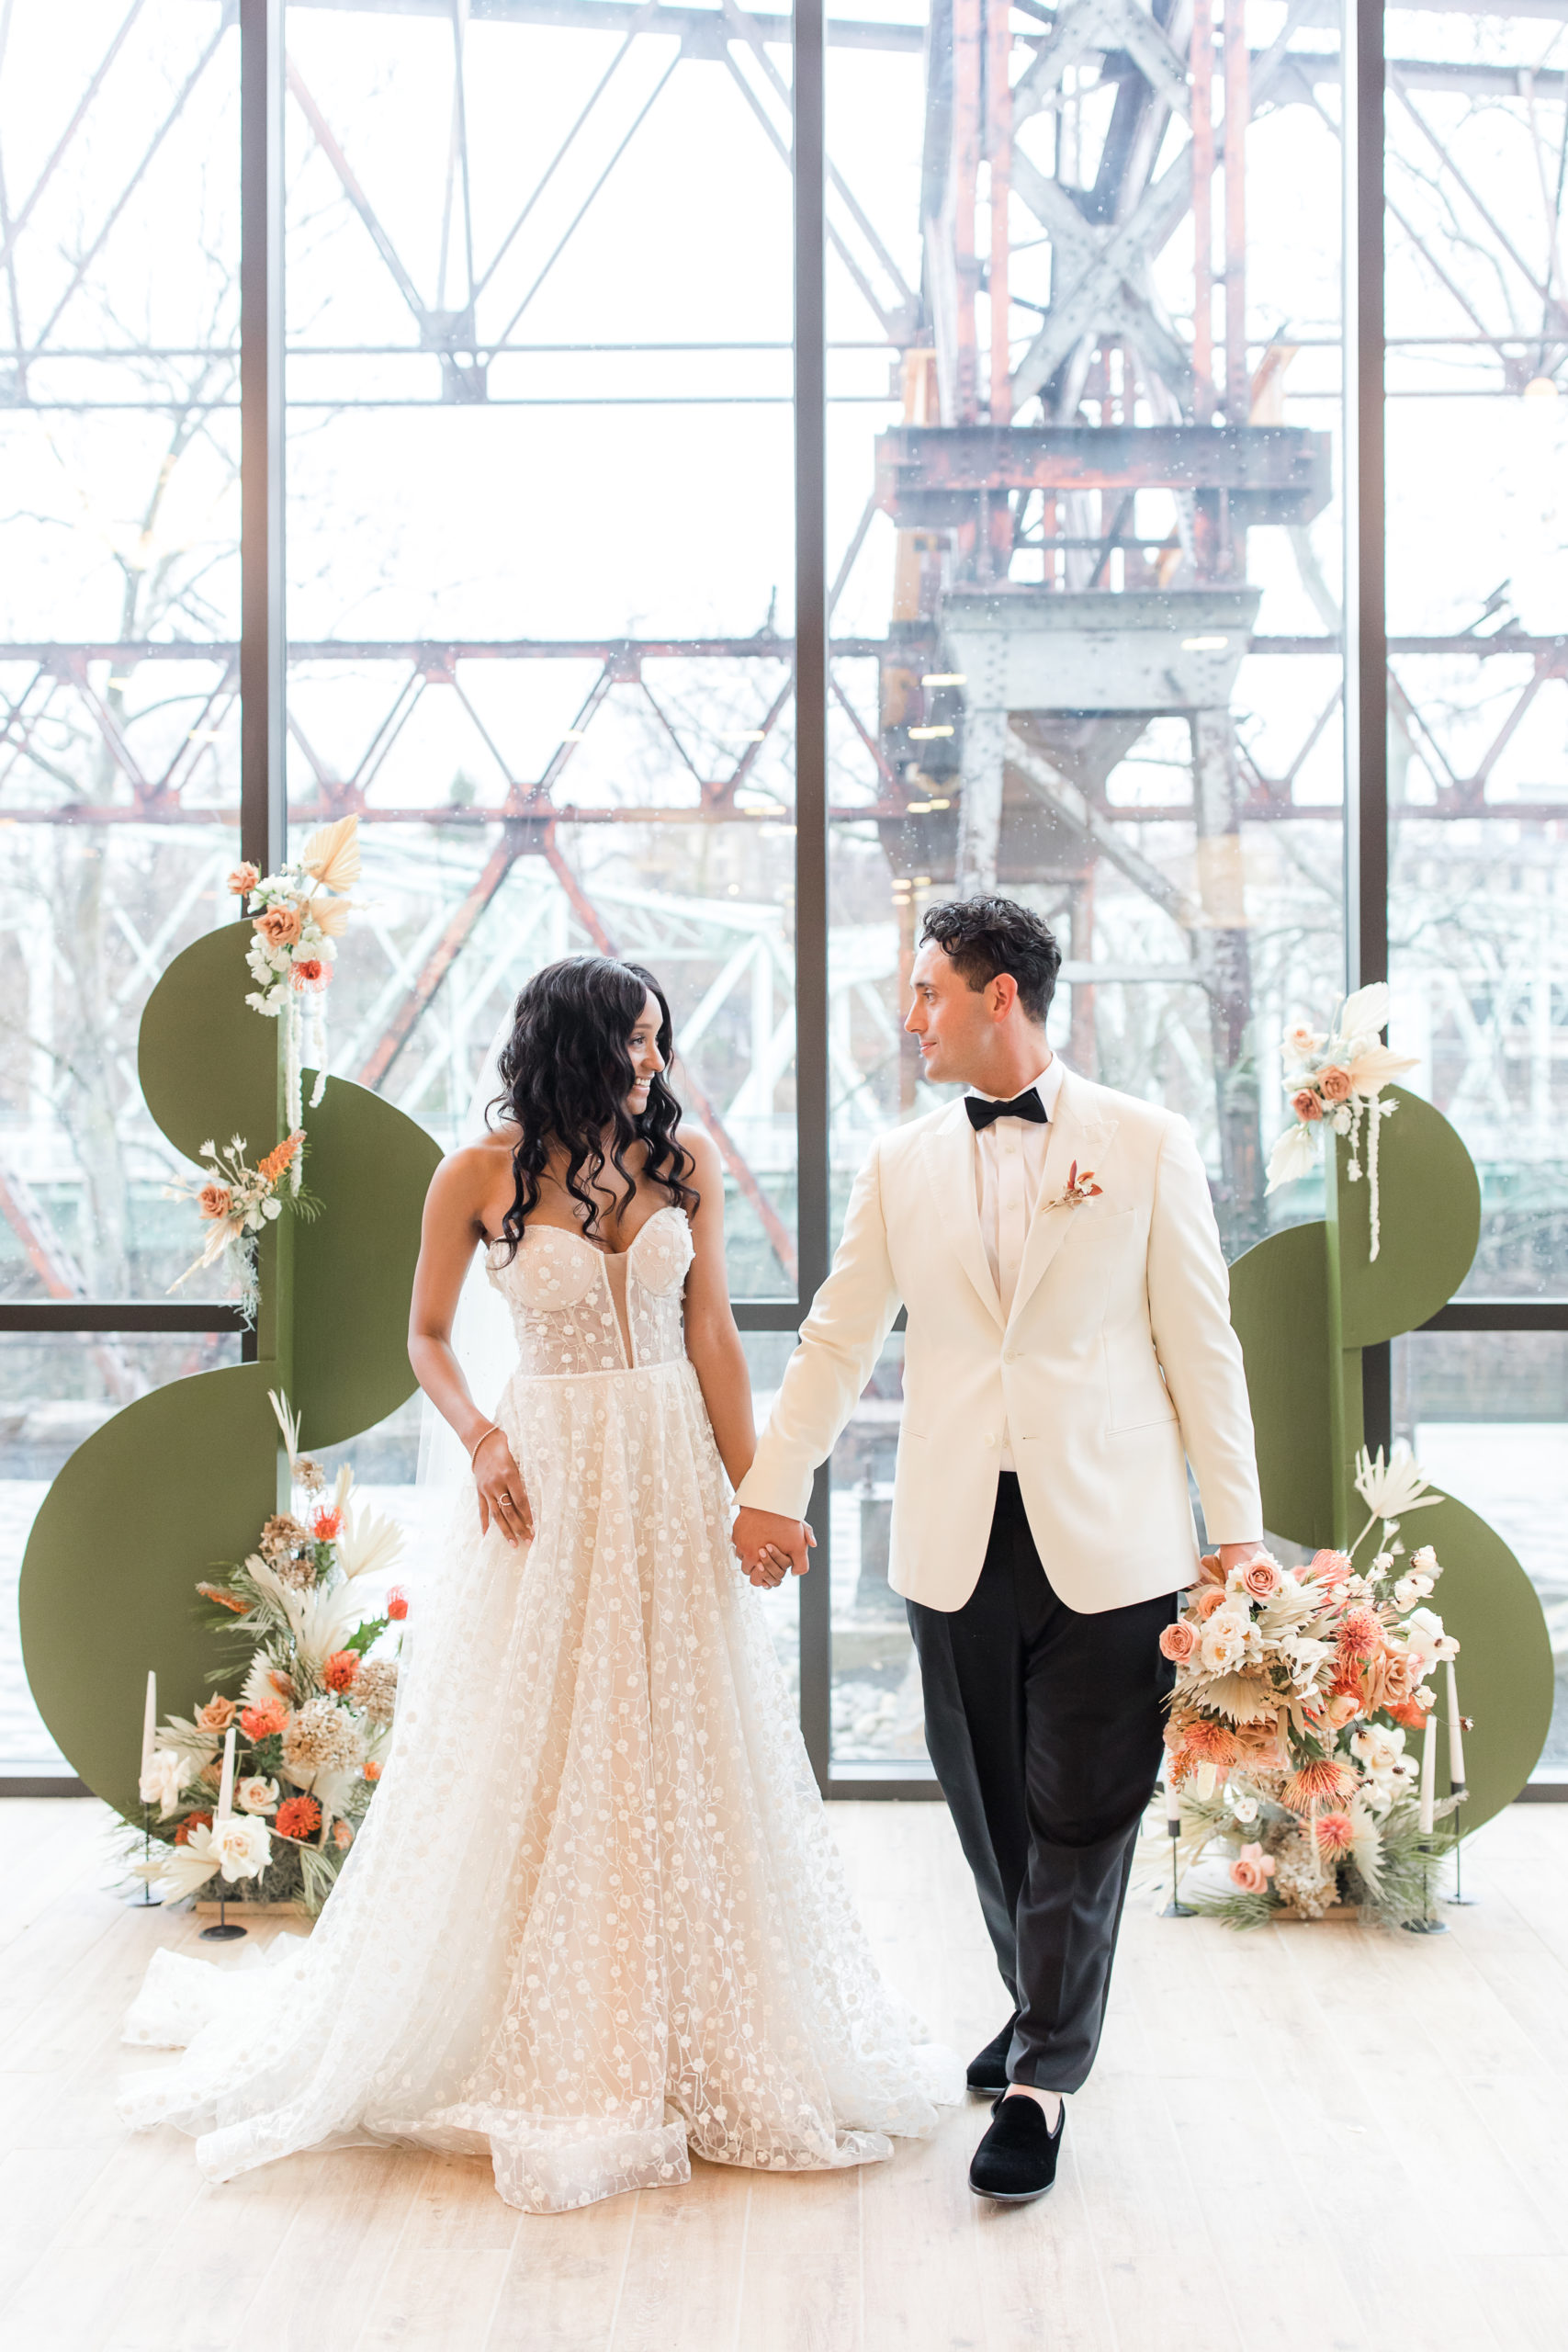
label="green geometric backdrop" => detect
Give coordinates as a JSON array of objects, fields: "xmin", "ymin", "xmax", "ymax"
[
  {"xmin": 19, "ymin": 924, "xmax": 440, "ymax": 1820},
  {"xmin": 1229, "ymin": 1083, "xmax": 1553, "ymax": 1831}
]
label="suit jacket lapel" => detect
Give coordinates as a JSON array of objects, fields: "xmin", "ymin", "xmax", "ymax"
[
  {"xmin": 920, "ymin": 1101, "xmax": 1004, "ymax": 1329},
  {"xmin": 1008, "ymin": 1072, "xmax": 1118, "ymax": 1329}
]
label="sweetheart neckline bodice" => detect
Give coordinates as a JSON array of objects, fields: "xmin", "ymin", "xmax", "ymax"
[{"xmin": 486, "ymin": 1202, "xmax": 688, "ymax": 1268}]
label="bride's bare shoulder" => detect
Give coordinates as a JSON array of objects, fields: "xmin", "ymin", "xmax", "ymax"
[{"xmin": 426, "ymin": 1130, "xmax": 516, "ymax": 1222}]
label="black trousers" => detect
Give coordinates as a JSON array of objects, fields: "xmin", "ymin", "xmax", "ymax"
[{"xmin": 906, "ymin": 1474, "xmax": 1176, "ymax": 2092}]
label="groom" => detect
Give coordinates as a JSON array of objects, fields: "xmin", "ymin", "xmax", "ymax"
[{"xmin": 733, "ymin": 897, "xmax": 1264, "ymax": 2203}]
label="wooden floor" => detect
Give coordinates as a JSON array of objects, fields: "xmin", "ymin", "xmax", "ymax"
[{"xmin": 0, "ymin": 1800, "xmax": 1566, "ymax": 2352}]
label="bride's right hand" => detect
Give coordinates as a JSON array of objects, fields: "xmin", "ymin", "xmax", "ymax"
[{"xmin": 472, "ymin": 1427, "xmax": 533, "ymax": 1546}]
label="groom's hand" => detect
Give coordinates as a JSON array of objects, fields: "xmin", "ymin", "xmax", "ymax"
[
  {"xmin": 733, "ymin": 1505, "xmax": 815, "ymax": 1588},
  {"xmin": 1217, "ymin": 1540, "xmax": 1268, "ymax": 1575}
]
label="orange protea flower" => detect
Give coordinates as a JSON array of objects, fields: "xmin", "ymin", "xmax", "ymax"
[
  {"xmin": 1179, "ymin": 1720, "xmax": 1240, "ymax": 1771},
  {"xmin": 241, "ymin": 1702, "xmax": 288, "ymax": 1741},
  {"xmin": 322, "ymin": 1649, "xmax": 360, "ymax": 1693},
  {"xmin": 1282, "ymin": 1758, "xmax": 1352, "ymax": 1816},
  {"xmin": 1337, "ymin": 1606, "xmax": 1383, "ymax": 1660},
  {"xmin": 1314, "ymin": 1810, "xmax": 1357, "ymax": 1855},
  {"xmin": 1310, "ymin": 1549, "xmax": 1353, "ymax": 1588},
  {"xmin": 1385, "ymin": 1699, "xmax": 1429, "ymax": 1730},
  {"xmin": 386, "ymin": 1586, "xmax": 409, "ymax": 1621},
  {"xmin": 275, "ymin": 1794, "xmax": 321, "ymax": 1840},
  {"xmin": 311, "ymin": 1507, "xmax": 343, "ymax": 1542},
  {"xmin": 197, "ymin": 1581, "xmax": 249, "ymax": 1614},
  {"xmin": 257, "ymin": 1131, "xmax": 302, "ymax": 1184},
  {"xmin": 363, "ymin": 1758, "xmax": 382, "ymax": 1781},
  {"xmin": 175, "ymin": 1810, "xmax": 213, "ymax": 1845},
  {"xmin": 195, "ymin": 1695, "xmax": 237, "ymax": 1732}
]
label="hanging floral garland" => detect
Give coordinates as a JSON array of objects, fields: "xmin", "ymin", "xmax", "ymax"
[{"xmin": 1264, "ymin": 981, "xmax": 1417, "ymax": 1259}]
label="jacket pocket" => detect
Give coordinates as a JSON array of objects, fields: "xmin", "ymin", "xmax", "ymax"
[{"xmin": 1101, "ymin": 1332, "xmax": 1179, "ymax": 1433}]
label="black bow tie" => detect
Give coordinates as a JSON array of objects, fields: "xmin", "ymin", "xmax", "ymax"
[{"xmin": 965, "ymin": 1091, "xmax": 1048, "ymax": 1132}]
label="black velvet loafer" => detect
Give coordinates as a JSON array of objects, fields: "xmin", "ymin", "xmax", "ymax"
[
  {"xmin": 968, "ymin": 2092, "xmax": 1065, "ymax": 2203},
  {"xmin": 965, "ymin": 2016, "xmax": 1020, "ymax": 2096}
]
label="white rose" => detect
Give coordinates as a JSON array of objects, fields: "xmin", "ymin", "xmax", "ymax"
[
  {"xmin": 1200, "ymin": 1618, "xmax": 1245, "ymax": 1673},
  {"xmin": 138, "ymin": 1747, "xmax": 187, "ymax": 1815},
  {"xmin": 1231, "ymin": 1796, "xmax": 1258, "ymax": 1825},
  {"xmin": 209, "ymin": 1814, "xmax": 271, "ymax": 1882},
  {"xmin": 237, "ymin": 1775, "xmax": 278, "ymax": 1815}
]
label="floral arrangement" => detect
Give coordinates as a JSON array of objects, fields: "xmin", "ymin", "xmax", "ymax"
[
  {"xmin": 227, "ymin": 812, "xmax": 361, "ymax": 1170},
  {"xmin": 1163, "ymin": 1443, "xmax": 1465, "ymax": 1931},
  {"xmin": 164, "ymin": 1131, "xmax": 313, "ymax": 1322},
  {"xmin": 131, "ymin": 1390, "xmax": 406, "ymax": 1915},
  {"xmin": 1264, "ymin": 981, "xmax": 1416, "ymax": 1259}
]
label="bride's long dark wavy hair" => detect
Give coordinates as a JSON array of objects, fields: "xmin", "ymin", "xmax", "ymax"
[{"xmin": 489, "ymin": 956, "xmax": 698, "ymax": 1258}]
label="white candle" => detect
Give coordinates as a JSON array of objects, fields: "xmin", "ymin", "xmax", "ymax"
[
  {"xmin": 217, "ymin": 1724, "xmax": 236, "ymax": 1822},
  {"xmin": 1417, "ymin": 1707, "xmax": 1437, "ymax": 1836},
  {"xmin": 140, "ymin": 1670, "xmax": 156, "ymax": 1781},
  {"xmin": 1446, "ymin": 1660, "xmax": 1465, "ymax": 1791}
]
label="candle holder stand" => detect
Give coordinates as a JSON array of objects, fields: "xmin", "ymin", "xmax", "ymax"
[
  {"xmin": 199, "ymin": 1887, "xmax": 247, "ymax": 1942},
  {"xmin": 129, "ymin": 1799, "xmax": 164, "ymax": 1907},
  {"xmin": 1443, "ymin": 1786, "xmax": 1476, "ymax": 1906},
  {"xmin": 1160, "ymin": 1806, "xmax": 1196, "ymax": 1918},
  {"xmin": 1402, "ymin": 1839, "xmax": 1448, "ymax": 1935}
]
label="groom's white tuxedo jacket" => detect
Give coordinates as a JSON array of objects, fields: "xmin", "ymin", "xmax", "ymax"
[{"xmin": 737, "ymin": 1064, "xmax": 1262, "ymax": 1615}]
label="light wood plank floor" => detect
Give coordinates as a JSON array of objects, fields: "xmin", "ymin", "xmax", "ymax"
[{"xmin": 0, "ymin": 1797, "xmax": 1565, "ymax": 2352}]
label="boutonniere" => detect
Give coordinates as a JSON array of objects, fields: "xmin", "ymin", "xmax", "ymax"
[{"xmin": 1044, "ymin": 1161, "xmax": 1103, "ymax": 1212}]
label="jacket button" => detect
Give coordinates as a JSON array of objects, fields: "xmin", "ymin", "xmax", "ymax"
[
  {"xmin": 1005, "ymin": 1350, "xmax": 1019, "ymax": 1363},
  {"xmin": 984, "ymin": 1432, "xmax": 997, "ymax": 1448}
]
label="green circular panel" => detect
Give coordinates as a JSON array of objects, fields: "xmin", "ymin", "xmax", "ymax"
[
  {"xmin": 1404, "ymin": 1489, "xmax": 1553, "ymax": 1833},
  {"xmin": 139, "ymin": 925, "xmax": 277, "ymax": 1164},
  {"xmin": 19, "ymin": 1365, "xmax": 280, "ymax": 1819},
  {"xmin": 1336, "ymin": 1087, "xmax": 1481, "ymax": 1349},
  {"xmin": 1227, "ymin": 1221, "xmax": 1335, "ymax": 1553}
]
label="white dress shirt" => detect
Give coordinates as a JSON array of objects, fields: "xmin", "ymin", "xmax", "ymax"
[{"xmin": 968, "ymin": 1056, "xmax": 1065, "ymax": 1468}]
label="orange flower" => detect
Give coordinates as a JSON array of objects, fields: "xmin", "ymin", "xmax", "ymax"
[
  {"xmin": 275, "ymin": 1794, "xmax": 321, "ymax": 1840},
  {"xmin": 1337, "ymin": 1606, "xmax": 1383, "ymax": 1660},
  {"xmin": 1319, "ymin": 1065, "xmax": 1352, "ymax": 1102},
  {"xmin": 322, "ymin": 1650, "xmax": 359, "ymax": 1693},
  {"xmin": 195, "ymin": 1696, "xmax": 237, "ymax": 1732},
  {"xmin": 1179, "ymin": 1719, "xmax": 1240, "ymax": 1771},
  {"xmin": 254, "ymin": 904, "xmax": 302, "ymax": 950},
  {"xmin": 1314, "ymin": 1810, "xmax": 1357, "ymax": 1854},
  {"xmin": 1159, "ymin": 1620, "xmax": 1199, "ymax": 1663},
  {"xmin": 1230, "ymin": 1841, "xmax": 1277, "ymax": 1894},
  {"xmin": 1195, "ymin": 1585, "xmax": 1230, "ymax": 1621},
  {"xmin": 1384, "ymin": 1699, "xmax": 1428, "ymax": 1730},
  {"xmin": 241, "ymin": 1702, "xmax": 288, "ymax": 1741},
  {"xmin": 1292, "ymin": 1089, "xmax": 1323, "ymax": 1122},
  {"xmin": 290, "ymin": 957, "xmax": 331, "ymax": 989},
  {"xmin": 257, "ymin": 1131, "xmax": 302, "ymax": 1185},
  {"xmin": 197, "ymin": 1182, "xmax": 232, "ymax": 1222},
  {"xmin": 311, "ymin": 1507, "xmax": 343, "ymax": 1542},
  {"xmin": 1310, "ymin": 1549, "xmax": 1353, "ymax": 1588},
  {"xmin": 175, "ymin": 1810, "xmax": 213, "ymax": 1844},
  {"xmin": 197, "ymin": 1580, "xmax": 248, "ymax": 1614},
  {"xmin": 386, "ymin": 1587, "xmax": 409, "ymax": 1621},
  {"xmin": 363, "ymin": 1758, "xmax": 382, "ymax": 1781},
  {"xmin": 333, "ymin": 1820, "xmax": 354, "ymax": 1850},
  {"xmin": 1282, "ymin": 1758, "xmax": 1352, "ymax": 1816},
  {"xmin": 227, "ymin": 862, "xmax": 260, "ymax": 897}
]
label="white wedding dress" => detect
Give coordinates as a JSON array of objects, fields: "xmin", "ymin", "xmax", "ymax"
[{"xmin": 118, "ymin": 1206, "xmax": 957, "ymax": 2212}]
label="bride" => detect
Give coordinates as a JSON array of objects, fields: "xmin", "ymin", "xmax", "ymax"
[{"xmin": 119, "ymin": 953, "xmax": 954, "ymax": 2212}]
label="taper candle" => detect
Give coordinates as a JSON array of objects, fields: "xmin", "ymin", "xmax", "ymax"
[
  {"xmin": 217, "ymin": 1724, "xmax": 236, "ymax": 1822},
  {"xmin": 140, "ymin": 1669, "xmax": 156, "ymax": 1781},
  {"xmin": 1417, "ymin": 1706, "xmax": 1437, "ymax": 1836},
  {"xmin": 1446, "ymin": 1659, "xmax": 1465, "ymax": 1790}
]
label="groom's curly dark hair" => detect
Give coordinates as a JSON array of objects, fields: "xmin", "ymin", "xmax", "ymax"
[{"xmin": 920, "ymin": 897, "xmax": 1062, "ymax": 1023}]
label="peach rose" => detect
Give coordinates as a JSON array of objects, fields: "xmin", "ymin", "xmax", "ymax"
[
  {"xmin": 1160, "ymin": 1619, "xmax": 1199, "ymax": 1662},
  {"xmin": 197, "ymin": 1181, "xmax": 232, "ymax": 1222},
  {"xmin": 227, "ymin": 863, "xmax": 259, "ymax": 896},
  {"xmin": 1241, "ymin": 1555, "xmax": 1281, "ymax": 1600},
  {"xmin": 1325, "ymin": 1691, "xmax": 1360, "ymax": 1729},
  {"xmin": 1230, "ymin": 1841, "xmax": 1277, "ymax": 1894},
  {"xmin": 1319, "ymin": 1066, "xmax": 1352, "ymax": 1102},
  {"xmin": 254, "ymin": 904, "xmax": 302, "ymax": 950},
  {"xmin": 195, "ymin": 1695, "xmax": 237, "ymax": 1732},
  {"xmin": 1195, "ymin": 1585, "xmax": 1230, "ymax": 1621},
  {"xmin": 1292, "ymin": 1089, "xmax": 1323, "ymax": 1122}
]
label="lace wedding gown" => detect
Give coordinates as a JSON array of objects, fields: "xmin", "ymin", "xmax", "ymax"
[{"xmin": 118, "ymin": 1205, "xmax": 957, "ymax": 2212}]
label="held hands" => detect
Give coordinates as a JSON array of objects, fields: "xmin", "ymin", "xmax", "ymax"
[
  {"xmin": 472, "ymin": 1425, "xmax": 534, "ymax": 1547},
  {"xmin": 732, "ymin": 1504, "xmax": 816, "ymax": 1590}
]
